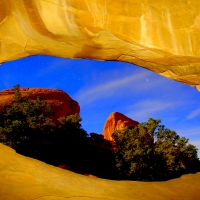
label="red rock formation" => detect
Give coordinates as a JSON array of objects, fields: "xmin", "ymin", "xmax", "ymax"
[
  {"xmin": 58, "ymin": 164, "xmax": 81, "ymax": 174},
  {"xmin": 103, "ymin": 112, "xmax": 139, "ymax": 141},
  {"xmin": 0, "ymin": 88, "xmax": 80, "ymax": 123}
]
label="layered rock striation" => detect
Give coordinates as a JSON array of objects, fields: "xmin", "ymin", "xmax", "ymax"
[
  {"xmin": 103, "ymin": 112, "xmax": 139, "ymax": 141},
  {"xmin": 0, "ymin": 88, "xmax": 80, "ymax": 122},
  {"xmin": 1, "ymin": 0, "xmax": 200, "ymax": 90}
]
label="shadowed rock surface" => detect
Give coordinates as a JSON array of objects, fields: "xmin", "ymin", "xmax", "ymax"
[
  {"xmin": 0, "ymin": 88, "xmax": 80, "ymax": 123},
  {"xmin": 0, "ymin": 143, "xmax": 200, "ymax": 200}
]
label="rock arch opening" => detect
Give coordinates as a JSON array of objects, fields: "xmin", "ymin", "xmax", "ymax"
[{"xmin": 0, "ymin": 55, "xmax": 200, "ymax": 157}]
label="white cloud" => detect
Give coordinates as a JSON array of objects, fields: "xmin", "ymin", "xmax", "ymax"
[
  {"xmin": 187, "ymin": 108, "xmax": 200, "ymax": 120},
  {"xmin": 74, "ymin": 71, "xmax": 150, "ymax": 105},
  {"xmin": 73, "ymin": 69, "xmax": 171, "ymax": 106},
  {"xmin": 175, "ymin": 127, "xmax": 200, "ymax": 137},
  {"xmin": 125, "ymin": 99, "xmax": 177, "ymax": 121}
]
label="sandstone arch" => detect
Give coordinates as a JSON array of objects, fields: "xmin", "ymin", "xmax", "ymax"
[{"xmin": 1, "ymin": 0, "xmax": 200, "ymax": 90}]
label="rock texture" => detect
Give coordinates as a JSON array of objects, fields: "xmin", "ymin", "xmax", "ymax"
[
  {"xmin": 1, "ymin": 0, "xmax": 200, "ymax": 90},
  {"xmin": 0, "ymin": 88, "xmax": 80, "ymax": 122},
  {"xmin": 103, "ymin": 112, "xmax": 139, "ymax": 141},
  {"xmin": 0, "ymin": 143, "xmax": 200, "ymax": 200}
]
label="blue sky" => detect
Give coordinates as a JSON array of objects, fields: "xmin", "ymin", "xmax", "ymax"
[{"xmin": 0, "ymin": 56, "xmax": 200, "ymax": 157}]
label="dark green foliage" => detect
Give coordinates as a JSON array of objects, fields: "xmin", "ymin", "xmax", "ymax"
[
  {"xmin": 0, "ymin": 85, "xmax": 88, "ymax": 166},
  {"xmin": 57, "ymin": 114, "xmax": 87, "ymax": 141},
  {"xmin": 112, "ymin": 118, "xmax": 200, "ymax": 181},
  {"xmin": 0, "ymin": 85, "xmax": 54, "ymax": 157},
  {"xmin": 81, "ymin": 133, "xmax": 116, "ymax": 179},
  {"xmin": 0, "ymin": 85, "xmax": 116, "ymax": 178},
  {"xmin": 52, "ymin": 114, "xmax": 88, "ymax": 167}
]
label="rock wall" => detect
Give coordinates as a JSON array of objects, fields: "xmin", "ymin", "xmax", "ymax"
[
  {"xmin": 0, "ymin": 88, "xmax": 80, "ymax": 122},
  {"xmin": 1, "ymin": 0, "xmax": 200, "ymax": 90}
]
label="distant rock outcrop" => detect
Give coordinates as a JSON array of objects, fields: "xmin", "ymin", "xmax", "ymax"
[
  {"xmin": 103, "ymin": 112, "xmax": 139, "ymax": 141},
  {"xmin": 0, "ymin": 88, "xmax": 80, "ymax": 122}
]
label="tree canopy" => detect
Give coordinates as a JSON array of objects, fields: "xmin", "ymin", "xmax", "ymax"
[{"xmin": 112, "ymin": 118, "xmax": 200, "ymax": 181}]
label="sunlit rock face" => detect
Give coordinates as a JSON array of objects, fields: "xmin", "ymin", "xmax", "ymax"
[
  {"xmin": 1, "ymin": 0, "xmax": 200, "ymax": 90},
  {"xmin": 0, "ymin": 88, "xmax": 80, "ymax": 122},
  {"xmin": 1, "ymin": 143, "xmax": 200, "ymax": 200},
  {"xmin": 103, "ymin": 112, "xmax": 139, "ymax": 141}
]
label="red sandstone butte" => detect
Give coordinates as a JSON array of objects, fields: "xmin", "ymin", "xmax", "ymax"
[
  {"xmin": 0, "ymin": 88, "xmax": 80, "ymax": 122},
  {"xmin": 103, "ymin": 112, "xmax": 139, "ymax": 141}
]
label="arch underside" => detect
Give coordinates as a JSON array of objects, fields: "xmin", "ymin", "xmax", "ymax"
[{"xmin": 1, "ymin": 0, "xmax": 200, "ymax": 90}]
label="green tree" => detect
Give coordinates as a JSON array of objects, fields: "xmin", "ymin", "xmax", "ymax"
[
  {"xmin": 0, "ymin": 85, "xmax": 88, "ymax": 167},
  {"xmin": 112, "ymin": 118, "xmax": 200, "ymax": 181},
  {"xmin": 57, "ymin": 114, "xmax": 87, "ymax": 139},
  {"xmin": 0, "ymin": 85, "xmax": 55, "ymax": 157}
]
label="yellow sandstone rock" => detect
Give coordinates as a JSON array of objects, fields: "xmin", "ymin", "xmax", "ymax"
[
  {"xmin": 0, "ymin": 143, "xmax": 200, "ymax": 200},
  {"xmin": 1, "ymin": 0, "xmax": 200, "ymax": 89},
  {"xmin": 1, "ymin": 1, "xmax": 200, "ymax": 198}
]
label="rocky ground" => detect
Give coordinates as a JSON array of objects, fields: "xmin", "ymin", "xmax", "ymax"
[{"xmin": 0, "ymin": 143, "xmax": 200, "ymax": 200}]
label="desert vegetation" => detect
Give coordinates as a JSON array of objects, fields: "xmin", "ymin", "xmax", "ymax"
[
  {"xmin": 112, "ymin": 118, "xmax": 200, "ymax": 181},
  {"xmin": 0, "ymin": 85, "xmax": 199, "ymax": 181},
  {"xmin": 0, "ymin": 84, "xmax": 114, "ymax": 178}
]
